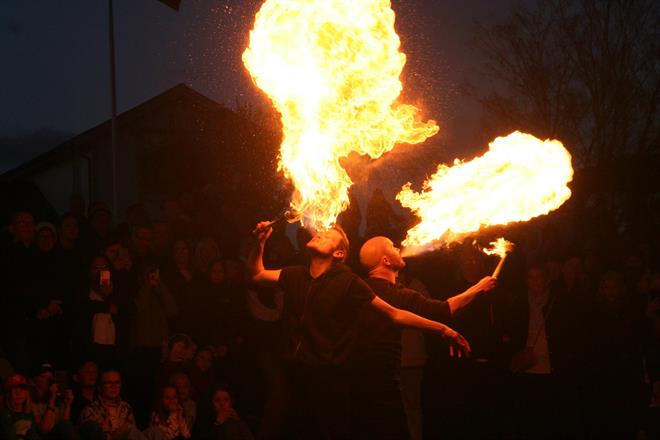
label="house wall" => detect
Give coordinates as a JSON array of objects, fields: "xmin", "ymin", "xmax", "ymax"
[
  {"xmin": 33, "ymin": 156, "xmax": 90, "ymax": 215},
  {"xmin": 87, "ymin": 133, "xmax": 139, "ymax": 221}
]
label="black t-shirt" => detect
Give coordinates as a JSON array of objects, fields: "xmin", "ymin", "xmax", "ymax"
[
  {"xmin": 350, "ymin": 277, "xmax": 451, "ymax": 379},
  {"xmin": 277, "ymin": 263, "xmax": 375, "ymax": 366}
]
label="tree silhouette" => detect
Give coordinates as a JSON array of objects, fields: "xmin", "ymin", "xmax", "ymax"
[{"xmin": 474, "ymin": 0, "xmax": 659, "ymax": 167}]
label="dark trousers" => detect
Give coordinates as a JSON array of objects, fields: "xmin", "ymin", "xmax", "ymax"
[
  {"xmin": 349, "ymin": 373, "xmax": 409, "ymax": 440},
  {"xmin": 283, "ymin": 363, "xmax": 351, "ymax": 440}
]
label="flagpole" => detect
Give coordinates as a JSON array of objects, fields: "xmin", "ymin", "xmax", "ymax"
[{"xmin": 108, "ymin": 0, "xmax": 118, "ymax": 221}]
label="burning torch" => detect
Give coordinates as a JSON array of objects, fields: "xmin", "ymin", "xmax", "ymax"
[
  {"xmin": 252, "ymin": 209, "xmax": 301, "ymax": 235},
  {"xmin": 483, "ymin": 238, "xmax": 514, "ymax": 279}
]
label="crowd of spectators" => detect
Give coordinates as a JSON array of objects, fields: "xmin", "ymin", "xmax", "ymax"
[{"xmin": 0, "ymin": 189, "xmax": 659, "ymax": 439}]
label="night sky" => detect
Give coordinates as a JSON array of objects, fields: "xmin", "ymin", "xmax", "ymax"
[{"xmin": 1, "ymin": 0, "xmax": 524, "ymax": 173}]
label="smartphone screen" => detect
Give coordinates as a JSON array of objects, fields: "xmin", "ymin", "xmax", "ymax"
[{"xmin": 100, "ymin": 270, "xmax": 111, "ymax": 285}]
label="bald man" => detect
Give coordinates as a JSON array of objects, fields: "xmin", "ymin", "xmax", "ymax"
[
  {"xmin": 248, "ymin": 224, "xmax": 471, "ymax": 439},
  {"xmin": 348, "ymin": 236, "xmax": 496, "ymax": 439}
]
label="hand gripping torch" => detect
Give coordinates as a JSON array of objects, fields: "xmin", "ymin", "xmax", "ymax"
[{"xmin": 252, "ymin": 209, "xmax": 301, "ymax": 235}]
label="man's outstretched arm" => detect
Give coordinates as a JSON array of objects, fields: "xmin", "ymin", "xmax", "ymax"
[
  {"xmin": 446, "ymin": 276, "xmax": 497, "ymax": 315},
  {"xmin": 247, "ymin": 222, "xmax": 281, "ymax": 286},
  {"xmin": 370, "ymin": 295, "xmax": 471, "ymax": 357}
]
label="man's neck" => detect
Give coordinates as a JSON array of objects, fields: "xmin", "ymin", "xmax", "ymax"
[
  {"xmin": 309, "ymin": 256, "xmax": 334, "ymax": 279},
  {"xmin": 100, "ymin": 395, "xmax": 120, "ymax": 407},
  {"xmin": 14, "ymin": 238, "xmax": 32, "ymax": 248},
  {"xmin": 368, "ymin": 267, "xmax": 397, "ymax": 284},
  {"xmin": 81, "ymin": 386, "xmax": 95, "ymax": 401},
  {"xmin": 528, "ymin": 288, "xmax": 549, "ymax": 303},
  {"xmin": 60, "ymin": 238, "xmax": 75, "ymax": 250}
]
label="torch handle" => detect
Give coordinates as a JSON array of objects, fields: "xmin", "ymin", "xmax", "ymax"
[
  {"xmin": 492, "ymin": 255, "xmax": 507, "ymax": 279},
  {"xmin": 252, "ymin": 216, "xmax": 284, "ymax": 235},
  {"xmin": 252, "ymin": 210, "xmax": 300, "ymax": 235}
]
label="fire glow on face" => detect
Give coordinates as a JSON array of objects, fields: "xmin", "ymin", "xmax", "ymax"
[
  {"xmin": 397, "ymin": 131, "xmax": 574, "ymax": 255},
  {"xmin": 242, "ymin": 0, "xmax": 438, "ymax": 232}
]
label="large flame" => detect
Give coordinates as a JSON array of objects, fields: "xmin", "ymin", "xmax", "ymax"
[
  {"xmin": 397, "ymin": 131, "xmax": 573, "ymax": 253},
  {"xmin": 243, "ymin": 0, "xmax": 438, "ymax": 231}
]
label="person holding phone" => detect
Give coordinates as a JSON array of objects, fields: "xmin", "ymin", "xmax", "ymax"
[
  {"xmin": 29, "ymin": 365, "xmax": 76, "ymax": 439},
  {"xmin": 128, "ymin": 262, "xmax": 178, "ymax": 426},
  {"xmin": 77, "ymin": 256, "xmax": 119, "ymax": 366}
]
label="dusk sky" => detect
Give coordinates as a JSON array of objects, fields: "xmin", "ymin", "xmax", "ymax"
[{"xmin": 1, "ymin": 0, "xmax": 523, "ymax": 173}]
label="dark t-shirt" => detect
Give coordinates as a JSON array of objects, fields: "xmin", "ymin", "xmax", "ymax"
[
  {"xmin": 351, "ymin": 277, "xmax": 451, "ymax": 379},
  {"xmin": 277, "ymin": 263, "xmax": 375, "ymax": 366}
]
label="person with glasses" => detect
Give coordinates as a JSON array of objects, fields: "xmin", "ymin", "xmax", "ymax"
[{"xmin": 79, "ymin": 369, "xmax": 142, "ymax": 440}]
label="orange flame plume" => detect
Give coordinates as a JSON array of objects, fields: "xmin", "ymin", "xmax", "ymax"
[
  {"xmin": 243, "ymin": 0, "xmax": 438, "ymax": 231},
  {"xmin": 397, "ymin": 131, "xmax": 573, "ymax": 255},
  {"xmin": 483, "ymin": 237, "xmax": 515, "ymax": 278},
  {"xmin": 483, "ymin": 238, "xmax": 514, "ymax": 259}
]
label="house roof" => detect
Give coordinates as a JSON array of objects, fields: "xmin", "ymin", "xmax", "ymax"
[{"xmin": 1, "ymin": 83, "xmax": 234, "ymax": 182}]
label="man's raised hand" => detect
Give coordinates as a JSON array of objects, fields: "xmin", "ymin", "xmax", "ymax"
[
  {"xmin": 253, "ymin": 221, "xmax": 273, "ymax": 245},
  {"xmin": 475, "ymin": 276, "xmax": 497, "ymax": 293}
]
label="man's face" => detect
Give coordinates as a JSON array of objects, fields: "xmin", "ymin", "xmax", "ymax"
[
  {"xmin": 384, "ymin": 239, "xmax": 406, "ymax": 271},
  {"xmin": 527, "ymin": 268, "xmax": 547, "ymax": 294},
  {"xmin": 458, "ymin": 251, "xmax": 482, "ymax": 283},
  {"xmin": 61, "ymin": 217, "xmax": 79, "ymax": 242},
  {"xmin": 195, "ymin": 350, "xmax": 213, "ymax": 372},
  {"xmin": 32, "ymin": 372, "xmax": 52, "ymax": 395},
  {"xmin": 171, "ymin": 375, "xmax": 191, "ymax": 401},
  {"xmin": 602, "ymin": 279, "xmax": 623, "ymax": 302},
  {"xmin": 10, "ymin": 386, "xmax": 29, "ymax": 408},
  {"xmin": 169, "ymin": 341, "xmax": 188, "ymax": 362},
  {"xmin": 210, "ymin": 262, "xmax": 225, "ymax": 285},
  {"xmin": 91, "ymin": 210, "xmax": 111, "ymax": 235},
  {"xmin": 78, "ymin": 362, "xmax": 99, "ymax": 388},
  {"xmin": 133, "ymin": 228, "xmax": 153, "ymax": 256},
  {"xmin": 173, "ymin": 241, "xmax": 190, "ymax": 265},
  {"xmin": 212, "ymin": 390, "xmax": 232, "ymax": 413},
  {"xmin": 306, "ymin": 229, "xmax": 344, "ymax": 260},
  {"xmin": 37, "ymin": 228, "xmax": 56, "ymax": 252},
  {"xmin": 100, "ymin": 371, "xmax": 121, "ymax": 400},
  {"xmin": 105, "ymin": 243, "xmax": 121, "ymax": 263},
  {"xmin": 12, "ymin": 212, "xmax": 35, "ymax": 244},
  {"xmin": 198, "ymin": 241, "xmax": 219, "ymax": 268},
  {"xmin": 162, "ymin": 387, "xmax": 179, "ymax": 412}
]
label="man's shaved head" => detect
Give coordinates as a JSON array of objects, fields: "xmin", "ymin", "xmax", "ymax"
[{"xmin": 360, "ymin": 236, "xmax": 405, "ymax": 273}]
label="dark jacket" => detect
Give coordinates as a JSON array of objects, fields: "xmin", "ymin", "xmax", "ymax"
[
  {"xmin": 505, "ymin": 282, "xmax": 582, "ymax": 374},
  {"xmin": 350, "ymin": 277, "xmax": 450, "ymax": 378},
  {"xmin": 278, "ymin": 263, "xmax": 375, "ymax": 366}
]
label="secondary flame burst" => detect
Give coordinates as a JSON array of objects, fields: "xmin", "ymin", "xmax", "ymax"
[
  {"xmin": 483, "ymin": 238, "xmax": 514, "ymax": 259},
  {"xmin": 397, "ymin": 131, "xmax": 573, "ymax": 255},
  {"xmin": 483, "ymin": 238, "xmax": 514, "ymax": 278},
  {"xmin": 242, "ymin": 0, "xmax": 438, "ymax": 231}
]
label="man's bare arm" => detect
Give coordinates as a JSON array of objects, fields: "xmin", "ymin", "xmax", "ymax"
[
  {"xmin": 370, "ymin": 296, "xmax": 471, "ymax": 356},
  {"xmin": 447, "ymin": 276, "xmax": 496, "ymax": 315},
  {"xmin": 247, "ymin": 222, "xmax": 281, "ymax": 286}
]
